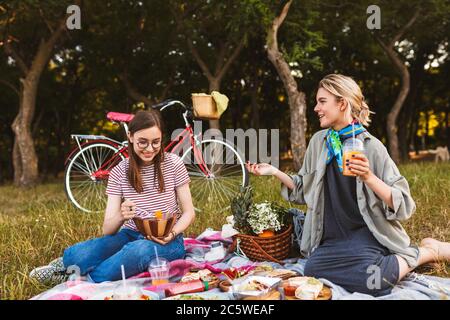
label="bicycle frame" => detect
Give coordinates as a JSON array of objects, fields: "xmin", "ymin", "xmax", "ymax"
[
  {"xmin": 66, "ymin": 134, "xmax": 128, "ymax": 180},
  {"xmin": 164, "ymin": 125, "xmax": 212, "ymax": 177},
  {"xmin": 66, "ymin": 101, "xmax": 213, "ymax": 181},
  {"xmin": 65, "ymin": 99, "xmax": 247, "ymax": 213}
]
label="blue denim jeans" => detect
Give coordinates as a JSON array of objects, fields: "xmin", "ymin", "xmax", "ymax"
[{"xmin": 62, "ymin": 228, "xmax": 185, "ymax": 283}]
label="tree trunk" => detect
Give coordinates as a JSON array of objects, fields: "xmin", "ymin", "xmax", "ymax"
[
  {"xmin": 5, "ymin": 18, "xmax": 67, "ymax": 186},
  {"xmin": 409, "ymin": 119, "xmax": 419, "ymax": 155},
  {"xmin": 11, "ymin": 75, "xmax": 40, "ymax": 186},
  {"xmin": 384, "ymin": 54, "xmax": 410, "ymax": 164},
  {"xmin": 12, "ymin": 139, "xmax": 22, "ymax": 185},
  {"xmin": 208, "ymin": 79, "xmax": 221, "ymax": 130},
  {"xmin": 250, "ymin": 79, "xmax": 260, "ymax": 130},
  {"xmin": 185, "ymin": 34, "xmax": 245, "ymax": 133},
  {"xmin": 446, "ymin": 107, "xmax": 450, "ymax": 149},
  {"xmin": 375, "ymin": 10, "xmax": 420, "ymax": 164},
  {"xmin": 231, "ymin": 86, "xmax": 241, "ymax": 129},
  {"xmin": 398, "ymin": 111, "xmax": 408, "ymax": 160},
  {"xmin": 405, "ymin": 85, "xmax": 422, "ymax": 159},
  {"xmin": 425, "ymin": 109, "xmax": 430, "ymax": 147},
  {"xmin": 266, "ymin": 0, "xmax": 307, "ymax": 171},
  {"xmin": 286, "ymin": 91, "xmax": 307, "ymax": 171},
  {"xmin": 400, "ymin": 46, "xmax": 427, "ymax": 161},
  {"xmin": 118, "ymin": 73, "xmax": 155, "ymax": 107}
]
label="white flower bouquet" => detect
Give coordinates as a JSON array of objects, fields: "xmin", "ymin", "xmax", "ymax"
[
  {"xmin": 228, "ymin": 187, "xmax": 293, "ymax": 262},
  {"xmin": 247, "ymin": 201, "xmax": 286, "ymax": 236},
  {"xmin": 229, "ymin": 186, "xmax": 290, "ymax": 237}
]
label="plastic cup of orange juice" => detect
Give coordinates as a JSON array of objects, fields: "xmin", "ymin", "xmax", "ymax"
[
  {"xmin": 342, "ymin": 138, "xmax": 364, "ymax": 177},
  {"xmin": 149, "ymin": 258, "xmax": 170, "ymax": 286}
]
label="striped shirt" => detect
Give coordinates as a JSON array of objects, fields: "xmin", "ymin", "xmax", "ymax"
[{"xmin": 106, "ymin": 152, "xmax": 190, "ymax": 231}]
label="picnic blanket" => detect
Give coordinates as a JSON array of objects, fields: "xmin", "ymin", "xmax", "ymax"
[{"xmin": 31, "ymin": 230, "xmax": 450, "ymax": 300}]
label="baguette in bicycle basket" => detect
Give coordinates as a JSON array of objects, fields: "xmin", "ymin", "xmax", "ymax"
[{"xmin": 191, "ymin": 92, "xmax": 228, "ymax": 120}]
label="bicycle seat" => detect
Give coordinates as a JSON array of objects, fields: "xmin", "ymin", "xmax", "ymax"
[{"xmin": 106, "ymin": 112, "xmax": 134, "ymax": 123}]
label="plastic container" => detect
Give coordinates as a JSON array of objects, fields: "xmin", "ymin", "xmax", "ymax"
[
  {"xmin": 342, "ymin": 138, "xmax": 364, "ymax": 177},
  {"xmin": 204, "ymin": 241, "xmax": 226, "ymax": 262},
  {"xmin": 149, "ymin": 258, "xmax": 170, "ymax": 286},
  {"xmin": 112, "ymin": 285, "xmax": 141, "ymax": 300}
]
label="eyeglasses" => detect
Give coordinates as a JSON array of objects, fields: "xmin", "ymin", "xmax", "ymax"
[{"xmin": 136, "ymin": 139, "xmax": 162, "ymax": 150}]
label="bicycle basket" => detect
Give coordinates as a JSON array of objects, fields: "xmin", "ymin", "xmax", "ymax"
[{"xmin": 191, "ymin": 93, "xmax": 220, "ymax": 120}]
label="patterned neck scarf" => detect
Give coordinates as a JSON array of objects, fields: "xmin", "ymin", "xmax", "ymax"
[{"xmin": 325, "ymin": 121, "xmax": 366, "ymax": 172}]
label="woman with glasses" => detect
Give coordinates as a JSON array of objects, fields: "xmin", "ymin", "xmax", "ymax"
[{"xmin": 30, "ymin": 110, "xmax": 195, "ymax": 283}]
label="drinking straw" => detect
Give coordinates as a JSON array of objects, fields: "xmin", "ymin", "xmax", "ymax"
[
  {"xmin": 352, "ymin": 119, "xmax": 355, "ymax": 150},
  {"xmin": 154, "ymin": 246, "xmax": 160, "ymax": 266},
  {"xmin": 121, "ymin": 264, "xmax": 127, "ymax": 291}
]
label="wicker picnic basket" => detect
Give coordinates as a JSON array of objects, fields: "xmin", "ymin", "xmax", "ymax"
[
  {"xmin": 230, "ymin": 224, "xmax": 293, "ymax": 264},
  {"xmin": 191, "ymin": 94, "xmax": 220, "ymax": 120}
]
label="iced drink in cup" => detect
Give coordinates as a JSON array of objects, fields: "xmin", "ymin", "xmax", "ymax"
[
  {"xmin": 149, "ymin": 257, "xmax": 170, "ymax": 286},
  {"xmin": 342, "ymin": 138, "xmax": 364, "ymax": 177},
  {"xmin": 112, "ymin": 285, "xmax": 140, "ymax": 300}
]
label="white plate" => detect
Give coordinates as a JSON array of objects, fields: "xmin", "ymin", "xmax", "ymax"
[
  {"xmin": 231, "ymin": 276, "xmax": 282, "ymax": 298},
  {"xmin": 88, "ymin": 288, "xmax": 160, "ymax": 300}
]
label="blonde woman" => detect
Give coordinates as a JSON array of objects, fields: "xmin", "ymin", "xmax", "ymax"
[{"xmin": 247, "ymin": 74, "xmax": 450, "ymax": 296}]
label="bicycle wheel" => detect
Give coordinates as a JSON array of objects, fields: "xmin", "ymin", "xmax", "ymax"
[
  {"xmin": 181, "ymin": 139, "xmax": 248, "ymax": 213},
  {"xmin": 64, "ymin": 142, "xmax": 125, "ymax": 213}
]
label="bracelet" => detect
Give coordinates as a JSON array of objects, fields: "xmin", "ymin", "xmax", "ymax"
[{"xmin": 170, "ymin": 231, "xmax": 177, "ymax": 240}]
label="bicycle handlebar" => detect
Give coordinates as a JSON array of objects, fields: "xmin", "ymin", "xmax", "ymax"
[{"xmin": 151, "ymin": 99, "xmax": 192, "ymax": 112}]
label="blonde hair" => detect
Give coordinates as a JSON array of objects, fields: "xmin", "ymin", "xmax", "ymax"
[{"xmin": 318, "ymin": 74, "xmax": 374, "ymax": 126}]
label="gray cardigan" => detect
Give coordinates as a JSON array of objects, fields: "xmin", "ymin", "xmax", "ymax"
[{"xmin": 281, "ymin": 129, "xmax": 420, "ymax": 268}]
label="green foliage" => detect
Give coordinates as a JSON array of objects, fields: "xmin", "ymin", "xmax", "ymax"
[{"xmin": 0, "ymin": 0, "xmax": 449, "ymax": 181}]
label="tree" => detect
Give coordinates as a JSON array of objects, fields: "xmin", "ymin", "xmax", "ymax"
[
  {"xmin": 0, "ymin": 0, "xmax": 79, "ymax": 186},
  {"xmin": 265, "ymin": 0, "xmax": 324, "ymax": 170},
  {"xmin": 374, "ymin": 8, "xmax": 420, "ymax": 163},
  {"xmin": 170, "ymin": 1, "xmax": 261, "ymax": 130},
  {"xmin": 266, "ymin": 1, "xmax": 306, "ymax": 170},
  {"xmin": 84, "ymin": 1, "xmax": 179, "ymax": 107},
  {"xmin": 371, "ymin": 0, "xmax": 450, "ymax": 162}
]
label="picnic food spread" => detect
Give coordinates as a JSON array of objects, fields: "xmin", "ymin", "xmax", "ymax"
[
  {"xmin": 134, "ymin": 265, "xmax": 331, "ymax": 300},
  {"xmin": 94, "ymin": 263, "xmax": 332, "ymax": 301}
]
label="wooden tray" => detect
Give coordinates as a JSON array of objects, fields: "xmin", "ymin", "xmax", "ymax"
[{"xmin": 242, "ymin": 290, "xmax": 281, "ymax": 300}]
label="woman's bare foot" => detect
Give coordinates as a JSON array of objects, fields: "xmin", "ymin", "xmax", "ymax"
[{"xmin": 420, "ymin": 238, "xmax": 450, "ymax": 262}]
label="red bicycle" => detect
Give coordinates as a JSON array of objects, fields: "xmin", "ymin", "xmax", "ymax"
[{"xmin": 64, "ymin": 100, "xmax": 248, "ymax": 213}]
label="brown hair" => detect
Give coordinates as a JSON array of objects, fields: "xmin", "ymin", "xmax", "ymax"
[
  {"xmin": 318, "ymin": 74, "xmax": 375, "ymax": 126},
  {"xmin": 127, "ymin": 110, "xmax": 165, "ymax": 193}
]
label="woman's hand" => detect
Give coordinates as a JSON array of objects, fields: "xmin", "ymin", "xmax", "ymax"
[
  {"xmin": 246, "ymin": 161, "xmax": 278, "ymax": 176},
  {"xmin": 346, "ymin": 154, "xmax": 373, "ymax": 181},
  {"xmin": 120, "ymin": 199, "xmax": 136, "ymax": 221},
  {"xmin": 148, "ymin": 232, "xmax": 176, "ymax": 245}
]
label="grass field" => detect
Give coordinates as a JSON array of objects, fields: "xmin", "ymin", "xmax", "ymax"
[{"xmin": 0, "ymin": 162, "xmax": 449, "ymax": 299}]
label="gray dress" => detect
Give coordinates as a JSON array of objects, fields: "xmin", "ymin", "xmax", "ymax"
[{"xmin": 303, "ymin": 158, "xmax": 400, "ymax": 296}]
